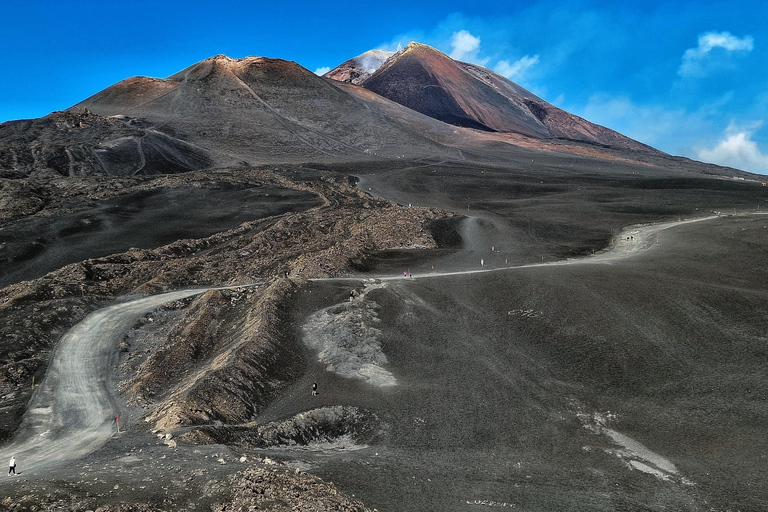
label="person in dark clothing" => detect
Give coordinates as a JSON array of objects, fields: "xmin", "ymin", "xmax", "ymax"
[
  {"xmin": 311, "ymin": 381, "xmax": 318, "ymax": 396},
  {"xmin": 8, "ymin": 456, "xmax": 16, "ymax": 475}
]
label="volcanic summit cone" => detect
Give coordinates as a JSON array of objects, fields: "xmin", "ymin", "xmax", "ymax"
[
  {"xmin": 74, "ymin": 54, "xmax": 455, "ymax": 167},
  {"xmin": 331, "ymin": 42, "xmax": 654, "ymax": 151}
]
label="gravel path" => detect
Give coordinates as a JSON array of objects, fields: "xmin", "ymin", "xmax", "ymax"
[
  {"xmin": 321, "ymin": 214, "xmax": 724, "ymax": 282},
  {"xmin": 2, "ymin": 288, "xmax": 211, "ymax": 473}
]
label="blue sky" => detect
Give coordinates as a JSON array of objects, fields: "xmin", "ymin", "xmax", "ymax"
[{"xmin": 2, "ymin": 0, "xmax": 767, "ymax": 174}]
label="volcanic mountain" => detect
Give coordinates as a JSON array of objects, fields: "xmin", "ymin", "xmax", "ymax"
[
  {"xmin": 77, "ymin": 55, "xmax": 463, "ymax": 163},
  {"xmin": 327, "ymin": 42, "xmax": 653, "ymax": 151},
  {"xmin": 0, "ymin": 54, "xmax": 464, "ymax": 178},
  {"xmin": 0, "ymin": 45, "xmax": 751, "ymax": 181}
]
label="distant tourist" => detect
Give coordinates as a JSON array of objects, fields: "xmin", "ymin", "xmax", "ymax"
[
  {"xmin": 312, "ymin": 381, "xmax": 318, "ymax": 396},
  {"xmin": 8, "ymin": 456, "xmax": 16, "ymax": 475}
]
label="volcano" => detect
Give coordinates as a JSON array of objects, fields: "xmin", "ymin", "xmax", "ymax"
[
  {"xmin": 1, "ymin": 45, "xmax": 746, "ymax": 181},
  {"xmin": 328, "ymin": 42, "xmax": 654, "ymax": 151},
  {"xmin": 0, "ymin": 54, "xmax": 471, "ymax": 178},
  {"xmin": 74, "ymin": 54, "xmax": 458, "ymax": 166}
]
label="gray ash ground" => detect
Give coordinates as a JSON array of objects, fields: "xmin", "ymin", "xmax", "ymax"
[
  {"xmin": 3, "ymin": 428, "xmax": 240, "ymax": 510},
  {"xmin": 256, "ymin": 214, "xmax": 768, "ymax": 511},
  {"xmin": 1, "ymin": 157, "xmax": 766, "ymax": 511},
  {"xmin": 0, "ymin": 182, "xmax": 321, "ymax": 288}
]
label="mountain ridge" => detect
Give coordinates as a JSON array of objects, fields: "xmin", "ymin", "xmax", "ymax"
[{"xmin": 0, "ymin": 45, "xmax": 760, "ymax": 181}]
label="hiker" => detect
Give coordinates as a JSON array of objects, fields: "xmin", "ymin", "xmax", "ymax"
[
  {"xmin": 8, "ymin": 456, "xmax": 16, "ymax": 475},
  {"xmin": 312, "ymin": 381, "xmax": 318, "ymax": 396}
]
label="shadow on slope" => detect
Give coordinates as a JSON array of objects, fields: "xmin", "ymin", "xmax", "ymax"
[{"xmin": 0, "ymin": 183, "xmax": 321, "ymax": 288}]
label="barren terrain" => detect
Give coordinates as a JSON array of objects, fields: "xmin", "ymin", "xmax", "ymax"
[
  {"xmin": 1, "ymin": 47, "xmax": 767, "ymax": 512},
  {"xmin": 1, "ymin": 157, "xmax": 765, "ymax": 511}
]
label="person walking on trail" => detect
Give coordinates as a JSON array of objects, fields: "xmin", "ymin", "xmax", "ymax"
[
  {"xmin": 312, "ymin": 381, "xmax": 318, "ymax": 396},
  {"xmin": 8, "ymin": 456, "xmax": 16, "ymax": 475}
]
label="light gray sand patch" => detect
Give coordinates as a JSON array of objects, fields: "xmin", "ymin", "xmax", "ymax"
[{"xmin": 302, "ymin": 282, "xmax": 396, "ymax": 386}]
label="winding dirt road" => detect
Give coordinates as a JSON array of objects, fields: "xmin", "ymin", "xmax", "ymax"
[
  {"xmin": 2, "ymin": 289, "xmax": 211, "ymax": 473},
  {"xmin": 1, "ymin": 213, "xmax": 752, "ymax": 474},
  {"xmin": 322, "ymin": 214, "xmax": 723, "ymax": 282}
]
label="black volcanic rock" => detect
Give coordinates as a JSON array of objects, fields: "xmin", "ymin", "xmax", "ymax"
[{"xmin": 0, "ymin": 109, "xmax": 212, "ymax": 178}]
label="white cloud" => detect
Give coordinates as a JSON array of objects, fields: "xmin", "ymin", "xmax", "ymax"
[
  {"xmin": 314, "ymin": 66, "xmax": 331, "ymax": 76},
  {"xmin": 356, "ymin": 50, "xmax": 394, "ymax": 74},
  {"xmin": 494, "ymin": 55, "xmax": 540, "ymax": 80},
  {"xmin": 578, "ymin": 94, "xmax": 693, "ymax": 148},
  {"xmin": 551, "ymin": 93, "xmax": 566, "ymax": 107},
  {"xmin": 698, "ymin": 32, "xmax": 754, "ymax": 53},
  {"xmin": 679, "ymin": 31, "xmax": 754, "ymax": 77},
  {"xmin": 695, "ymin": 122, "xmax": 768, "ymax": 173},
  {"xmin": 574, "ymin": 93, "xmax": 768, "ymax": 172},
  {"xmin": 449, "ymin": 30, "xmax": 481, "ymax": 62}
]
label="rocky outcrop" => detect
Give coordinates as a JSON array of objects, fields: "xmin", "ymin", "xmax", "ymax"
[
  {"xmin": 212, "ymin": 466, "xmax": 373, "ymax": 512},
  {"xmin": 122, "ymin": 288, "xmax": 256, "ymax": 402},
  {"xmin": 0, "ymin": 457, "xmax": 374, "ymax": 511},
  {"xmin": 0, "ymin": 109, "xmax": 212, "ymax": 178},
  {"xmin": 142, "ymin": 278, "xmax": 305, "ymax": 431},
  {"xmin": 181, "ymin": 405, "xmax": 383, "ymax": 448}
]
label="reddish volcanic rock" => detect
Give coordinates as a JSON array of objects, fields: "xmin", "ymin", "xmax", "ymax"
[{"xmin": 349, "ymin": 42, "xmax": 655, "ymax": 151}]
